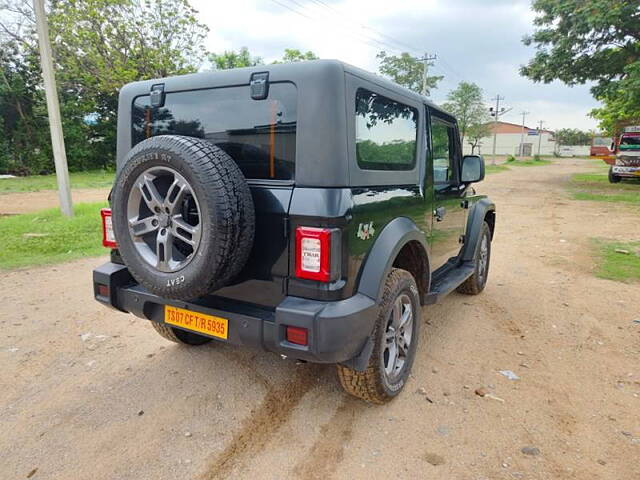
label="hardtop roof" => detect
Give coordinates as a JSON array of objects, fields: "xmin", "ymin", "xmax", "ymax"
[{"xmin": 122, "ymin": 59, "xmax": 445, "ymax": 114}]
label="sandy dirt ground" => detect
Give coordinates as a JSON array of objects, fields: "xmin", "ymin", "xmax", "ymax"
[
  {"xmin": 0, "ymin": 188, "xmax": 110, "ymax": 215},
  {"xmin": 1, "ymin": 158, "xmax": 638, "ymax": 480}
]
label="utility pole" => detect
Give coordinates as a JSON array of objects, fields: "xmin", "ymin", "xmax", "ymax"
[
  {"xmin": 490, "ymin": 95, "xmax": 505, "ymax": 165},
  {"xmin": 519, "ymin": 111, "xmax": 529, "ymax": 157},
  {"xmin": 33, "ymin": 0, "xmax": 73, "ymax": 217},
  {"xmin": 537, "ymin": 120, "xmax": 545, "ymax": 156},
  {"xmin": 417, "ymin": 53, "xmax": 437, "ymax": 97}
]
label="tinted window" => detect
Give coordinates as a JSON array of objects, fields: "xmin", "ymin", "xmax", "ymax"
[
  {"xmin": 431, "ymin": 117, "xmax": 457, "ymax": 187},
  {"xmin": 355, "ymin": 89, "xmax": 418, "ymax": 171},
  {"xmin": 132, "ymin": 83, "xmax": 297, "ymax": 180}
]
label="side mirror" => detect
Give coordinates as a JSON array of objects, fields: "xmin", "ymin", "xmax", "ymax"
[{"xmin": 461, "ymin": 155, "xmax": 485, "ymax": 183}]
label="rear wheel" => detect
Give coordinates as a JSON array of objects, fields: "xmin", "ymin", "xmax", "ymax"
[
  {"xmin": 151, "ymin": 322, "xmax": 211, "ymax": 346},
  {"xmin": 337, "ymin": 268, "xmax": 421, "ymax": 404},
  {"xmin": 608, "ymin": 167, "xmax": 621, "ymax": 183}
]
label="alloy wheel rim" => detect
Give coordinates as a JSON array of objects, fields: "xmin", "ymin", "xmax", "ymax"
[
  {"xmin": 478, "ymin": 234, "xmax": 489, "ymax": 284},
  {"xmin": 383, "ymin": 293, "xmax": 414, "ymax": 378},
  {"xmin": 126, "ymin": 166, "xmax": 201, "ymax": 272}
]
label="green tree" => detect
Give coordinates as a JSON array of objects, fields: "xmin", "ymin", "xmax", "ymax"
[
  {"xmin": 466, "ymin": 121, "xmax": 492, "ymax": 155},
  {"xmin": 376, "ymin": 51, "xmax": 442, "ymax": 95},
  {"xmin": 590, "ymin": 64, "xmax": 640, "ymax": 134},
  {"xmin": 48, "ymin": 0, "xmax": 208, "ymax": 107},
  {"xmin": 273, "ymin": 48, "xmax": 318, "ymax": 63},
  {"xmin": 520, "ymin": 0, "xmax": 640, "ymax": 134},
  {"xmin": 0, "ymin": 39, "xmax": 54, "ymax": 173},
  {"xmin": 441, "ymin": 82, "xmax": 486, "ymax": 145},
  {"xmin": 0, "ymin": 0, "xmax": 208, "ymax": 174},
  {"xmin": 554, "ymin": 128, "xmax": 593, "ymax": 146},
  {"xmin": 209, "ymin": 47, "xmax": 263, "ymax": 70}
]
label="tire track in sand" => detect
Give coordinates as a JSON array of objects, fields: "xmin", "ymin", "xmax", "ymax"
[
  {"xmin": 292, "ymin": 397, "xmax": 360, "ymax": 480},
  {"xmin": 201, "ymin": 363, "xmax": 323, "ymax": 479}
]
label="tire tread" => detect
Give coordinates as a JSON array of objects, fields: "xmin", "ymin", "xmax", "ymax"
[{"xmin": 336, "ymin": 268, "xmax": 419, "ymax": 404}]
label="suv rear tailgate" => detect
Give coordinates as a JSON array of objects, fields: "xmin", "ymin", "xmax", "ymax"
[{"xmin": 212, "ymin": 183, "xmax": 293, "ymax": 308}]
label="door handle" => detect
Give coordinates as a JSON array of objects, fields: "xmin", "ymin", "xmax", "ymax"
[{"xmin": 434, "ymin": 206, "xmax": 446, "ymax": 222}]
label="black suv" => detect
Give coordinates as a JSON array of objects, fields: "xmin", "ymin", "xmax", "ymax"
[{"xmin": 93, "ymin": 60, "xmax": 495, "ymax": 404}]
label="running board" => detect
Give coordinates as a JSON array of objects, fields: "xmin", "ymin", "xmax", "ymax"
[{"xmin": 423, "ymin": 262, "xmax": 475, "ymax": 305}]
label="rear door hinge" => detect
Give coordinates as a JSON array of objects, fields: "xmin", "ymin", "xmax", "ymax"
[
  {"xmin": 150, "ymin": 83, "xmax": 165, "ymax": 107},
  {"xmin": 250, "ymin": 72, "xmax": 269, "ymax": 100},
  {"xmin": 283, "ymin": 216, "xmax": 290, "ymax": 239}
]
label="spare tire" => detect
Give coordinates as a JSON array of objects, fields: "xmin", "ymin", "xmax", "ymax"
[{"xmin": 111, "ymin": 135, "xmax": 254, "ymax": 300}]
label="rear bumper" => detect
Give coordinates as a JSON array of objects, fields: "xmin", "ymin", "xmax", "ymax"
[{"xmin": 93, "ymin": 262, "xmax": 377, "ymax": 365}]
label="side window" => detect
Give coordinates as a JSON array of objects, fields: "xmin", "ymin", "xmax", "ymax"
[
  {"xmin": 355, "ymin": 89, "xmax": 418, "ymax": 171},
  {"xmin": 430, "ymin": 117, "xmax": 458, "ymax": 186}
]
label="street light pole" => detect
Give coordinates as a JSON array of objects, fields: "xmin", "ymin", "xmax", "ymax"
[
  {"xmin": 537, "ymin": 120, "xmax": 545, "ymax": 156},
  {"xmin": 490, "ymin": 95, "xmax": 504, "ymax": 165},
  {"xmin": 418, "ymin": 53, "xmax": 437, "ymax": 96},
  {"xmin": 33, "ymin": 0, "xmax": 73, "ymax": 217},
  {"xmin": 519, "ymin": 111, "xmax": 529, "ymax": 157}
]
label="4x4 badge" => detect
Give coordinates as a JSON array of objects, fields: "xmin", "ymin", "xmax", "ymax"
[{"xmin": 357, "ymin": 222, "xmax": 375, "ymax": 240}]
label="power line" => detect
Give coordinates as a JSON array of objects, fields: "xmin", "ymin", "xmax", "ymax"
[
  {"xmin": 277, "ymin": 0, "xmax": 391, "ymax": 51},
  {"xmin": 437, "ymin": 56, "xmax": 465, "ymax": 83},
  {"xmin": 306, "ymin": 0, "xmax": 422, "ymax": 55},
  {"xmin": 268, "ymin": 0, "xmax": 469, "ymax": 91},
  {"xmin": 269, "ymin": 0, "xmax": 408, "ymax": 54},
  {"xmin": 302, "ymin": 0, "xmax": 466, "ymax": 84}
]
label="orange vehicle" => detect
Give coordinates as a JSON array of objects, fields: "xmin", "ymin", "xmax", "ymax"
[{"xmin": 589, "ymin": 135, "xmax": 616, "ymax": 165}]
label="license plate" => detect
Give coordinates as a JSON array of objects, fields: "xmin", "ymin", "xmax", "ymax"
[
  {"xmin": 164, "ymin": 305, "xmax": 228, "ymax": 340},
  {"xmin": 613, "ymin": 166, "xmax": 640, "ymax": 174}
]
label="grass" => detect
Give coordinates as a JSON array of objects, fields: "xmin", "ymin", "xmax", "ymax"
[
  {"xmin": 505, "ymin": 158, "xmax": 552, "ymax": 167},
  {"xmin": 592, "ymin": 239, "xmax": 640, "ymax": 283},
  {"xmin": 485, "ymin": 164, "xmax": 510, "ymax": 174},
  {"xmin": 0, "ymin": 202, "xmax": 108, "ymax": 269},
  {"xmin": 569, "ymin": 168, "xmax": 640, "ymax": 205},
  {"xmin": 0, "ymin": 170, "xmax": 114, "ymax": 194}
]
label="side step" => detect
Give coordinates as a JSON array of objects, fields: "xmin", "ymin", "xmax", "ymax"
[{"xmin": 423, "ymin": 262, "xmax": 475, "ymax": 305}]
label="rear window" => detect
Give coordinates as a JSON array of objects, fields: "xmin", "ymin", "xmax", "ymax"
[
  {"xmin": 355, "ymin": 89, "xmax": 418, "ymax": 171},
  {"xmin": 132, "ymin": 83, "xmax": 297, "ymax": 180}
]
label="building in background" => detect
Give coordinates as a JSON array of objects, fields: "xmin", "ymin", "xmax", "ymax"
[{"xmin": 463, "ymin": 121, "xmax": 556, "ymax": 156}]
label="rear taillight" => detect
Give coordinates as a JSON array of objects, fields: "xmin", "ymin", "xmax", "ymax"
[
  {"xmin": 295, "ymin": 226, "xmax": 331, "ymax": 282},
  {"xmin": 101, "ymin": 208, "xmax": 117, "ymax": 248},
  {"xmin": 286, "ymin": 326, "xmax": 308, "ymax": 346}
]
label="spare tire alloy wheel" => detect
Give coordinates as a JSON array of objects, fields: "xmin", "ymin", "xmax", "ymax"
[
  {"xmin": 112, "ymin": 136, "xmax": 255, "ymax": 301},
  {"xmin": 127, "ymin": 166, "xmax": 201, "ymax": 272}
]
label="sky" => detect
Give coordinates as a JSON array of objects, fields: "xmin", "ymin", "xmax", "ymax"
[{"xmin": 190, "ymin": 0, "xmax": 600, "ymax": 132}]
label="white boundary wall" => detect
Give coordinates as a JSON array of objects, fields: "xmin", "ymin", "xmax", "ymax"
[{"xmin": 463, "ymin": 131, "xmax": 556, "ymax": 156}]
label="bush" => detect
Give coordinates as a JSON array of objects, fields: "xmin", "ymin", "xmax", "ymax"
[
  {"xmin": 533, "ymin": 154, "xmax": 542, "ymax": 162},
  {"xmin": 506, "ymin": 155, "xmax": 516, "ymax": 163}
]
